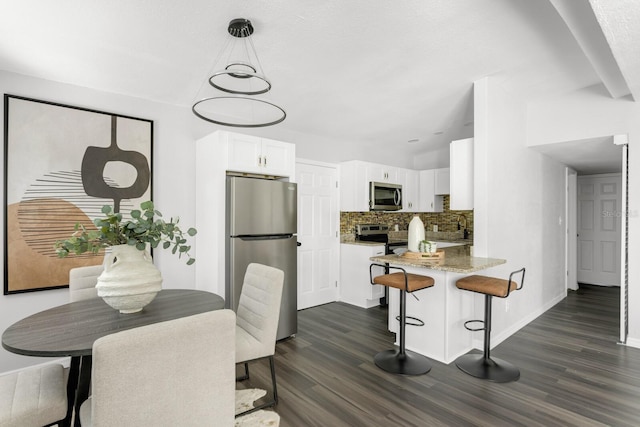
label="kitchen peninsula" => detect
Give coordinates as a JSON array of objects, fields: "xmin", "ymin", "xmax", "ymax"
[{"xmin": 370, "ymin": 246, "xmax": 505, "ymax": 364}]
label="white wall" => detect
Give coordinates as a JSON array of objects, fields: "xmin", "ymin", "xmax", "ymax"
[
  {"xmin": 472, "ymin": 77, "xmax": 568, "ymax": 346},
  {"xmin": 0, "ymin": 71, "xmax": 208, "ymax": 372},
  {"xmin": 527, "ymin": 83, "xmax": 640, "ymax": 347},
  {"xmin": 413, "ymin": 145, "xmax": 450, "ymax": 170}
]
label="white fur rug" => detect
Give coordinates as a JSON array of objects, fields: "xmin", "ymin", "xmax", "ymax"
[{"xmin": 235, "ymin": 388, "xmax": 280, "ymax": 427}]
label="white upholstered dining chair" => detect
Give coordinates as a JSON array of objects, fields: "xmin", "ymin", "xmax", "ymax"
[
  {"xmin": 235, "ymin": 263, "xmax": 284, "ymax": 417},
  {"xmin": 0, "ymin": 363, "xmax": 67, "ymax": 427},
  {"xmin": 79, "ymin": 309, "xmax": 236, "ymax": 427},
  {"xmin": 69, "ymin": 264, "xmax": 103, "ymax": 302}
]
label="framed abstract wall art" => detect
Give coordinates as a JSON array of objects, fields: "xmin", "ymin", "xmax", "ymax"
[{"xmin": 3, "ymin": 95, "xmax": 153, "ymax": 294}]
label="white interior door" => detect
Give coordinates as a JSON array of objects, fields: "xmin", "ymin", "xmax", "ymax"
[
  {"xmin": 296, "ymin": 161, "xmax": 339, "ymax": 309},
  {"xmin": 577, "ymin": 174, "xmax": 622, "ymax": 286}
]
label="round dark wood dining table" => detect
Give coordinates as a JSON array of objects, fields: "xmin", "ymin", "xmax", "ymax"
[{"xmin": 2, "ymin": 289, "xmax": 225, "ymax": 427}]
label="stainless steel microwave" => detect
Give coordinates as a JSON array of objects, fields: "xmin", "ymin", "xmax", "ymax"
[{"xmin": 369, "ymin": 181, "xmax": 402, "ymax": 211}]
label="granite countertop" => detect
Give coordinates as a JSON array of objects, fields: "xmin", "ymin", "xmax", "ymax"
[
  {"xmin": 340, "ymin": 234, "xmax": 384, "ymax": 246},
  {"xmin": 369, "ymin": 246, "xmax": 505, "ymax": 274}
]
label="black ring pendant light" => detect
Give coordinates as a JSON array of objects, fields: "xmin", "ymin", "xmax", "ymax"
[
  {"xmin": 208, "ymin": 69, "xmax": 271, "ymax": 95},
  {"xmin": 192, "ymin": 18, "xmax": 286, "ymax": 127},
  {"xmin": 192, "ymin": 97, "xmax": 286, "ymax": 128}
]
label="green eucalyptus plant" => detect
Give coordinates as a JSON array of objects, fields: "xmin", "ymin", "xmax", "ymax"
[{"xmin": 55, "ymin": 200, "xmax": 197, "ymax": 265}]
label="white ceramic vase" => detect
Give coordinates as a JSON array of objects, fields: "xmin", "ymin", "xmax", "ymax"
[
  {"xmin": 96, "ymin": 244, "xmax": 163, "ymax": 314},
  {"xmin": 408, "ymin": 215, "xmax": 425, "ymax": 252}
]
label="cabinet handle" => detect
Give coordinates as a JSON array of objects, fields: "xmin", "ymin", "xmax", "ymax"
[
  {"xmin": 264, "ymin": 156, "xmax": 267, "ymax": 167},
  {"xmin": 258, "ymin": 155, "xmax": 262, "ymax": 166}
]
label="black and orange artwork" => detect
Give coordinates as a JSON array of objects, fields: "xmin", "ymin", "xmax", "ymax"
[{"xmin": 3, "ymin": 95, "xmax": 153, "ymax": 294}]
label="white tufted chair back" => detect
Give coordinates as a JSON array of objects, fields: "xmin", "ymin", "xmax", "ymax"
[
  {"xmin": 69, "ymin": 265, "xmax": 103, "ymax": 302},
  {"xmin": 235, "ymin": 263, "xmax": 284, "ymax": 363},
  {"xmin": 80, "ymin": 309, "xmax": 236, "ymax": 426}
]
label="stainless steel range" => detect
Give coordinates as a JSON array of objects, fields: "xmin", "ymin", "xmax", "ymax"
[
  {"xmin": 355, "ymin": 224, "xmax": 389, "ymax": 243},
  {"xmin": 356, "ymin": 224, "xmax": 407, "ymax": 254}
]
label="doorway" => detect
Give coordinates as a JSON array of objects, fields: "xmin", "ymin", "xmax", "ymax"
[
  {"xmin": 559, "ymin": 136, "xmax": 628, "ymax": 343},
  {"xmin": 295, "ymin": 160, "xmax": 340, "ymax": 309}
]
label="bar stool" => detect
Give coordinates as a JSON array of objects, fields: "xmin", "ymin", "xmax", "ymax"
[
  {"xmin": 454, "ymin": 268, "xmax": 526, "ymax": 382},
  {"xmin": 370, "ymin": 263, "xmax": 435, "ymax": 375}
]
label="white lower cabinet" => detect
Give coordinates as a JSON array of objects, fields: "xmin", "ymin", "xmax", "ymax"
[{"xmin": 340, "ymin": 244, "xmax": 386, "ymax": 308}]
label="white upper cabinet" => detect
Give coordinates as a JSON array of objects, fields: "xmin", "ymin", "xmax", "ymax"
[
  {"xmin": 340, "ymin": 160, "xmax": 370, "ymax": 211},
  {"xmin": 418, "ymin": 170, "xmax": 444, "ymax": 212},
  {"xmin": 260, "ymin": 138, "xmax": 294, "ymax": 176},
  {"xmin": 434, "ymin": 168, "xmax": 450, "ymax": 195},
  {"xmin": 227, "ymin": 132, "xmax": 295, "ymax": 177},
  {"xmin": 340, "ymin": 160, "xmax": 403, "ymax": 211},
  {"xmin": 368, "ymin": 164, "xmax": 397, "ymax": 183},
  {"xmin": 397, "ymin": 168, "xmax": 419, "ymax": 212},
  {"xmin": 340, "ymin": 160, "xmax": 460, "ymax": 213},
  {"xmin": 450, "ymin": 138, "xmax": 474, "ymax": 210}
]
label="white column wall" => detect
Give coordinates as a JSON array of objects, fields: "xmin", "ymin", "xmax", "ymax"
[
  {"xmin": 472, "ymin": 77, "xmax": 568, "ymax": 348},
  {"xmin": 527, "ymin": 83, "xmax": 640, "ymax": 347}
]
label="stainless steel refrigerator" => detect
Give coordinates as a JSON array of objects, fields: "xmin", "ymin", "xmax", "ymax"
[{"xmin": 225, "ymin": 176, "xmax": 298, "ymax": 340}]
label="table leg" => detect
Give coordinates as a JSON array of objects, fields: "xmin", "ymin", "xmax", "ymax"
[
  {"xmin": 61, "ymin": 356, "xmax": 81, "ymax": 427},
  {"xmin": 73, "ymin": 355, "xmax": 92, "ymax": 427}
]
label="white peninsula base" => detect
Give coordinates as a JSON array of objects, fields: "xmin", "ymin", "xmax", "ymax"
[{"xmin": 371, "ymin": 247, "xmax": 506, "ymax": 364}]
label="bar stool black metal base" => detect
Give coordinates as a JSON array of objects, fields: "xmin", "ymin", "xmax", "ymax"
[
  {"xmin": 374, "ymin": 349, "xmax": 432, "ymax": 375},
  {"xmin": 455, "ymin": 353, "xmax": 520, "ymax": 383}
]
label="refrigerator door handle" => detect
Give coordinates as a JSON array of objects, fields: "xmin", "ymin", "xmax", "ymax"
[{"xmin": 236, "ymin": 234, "xmax": 294, "ymax": 241}]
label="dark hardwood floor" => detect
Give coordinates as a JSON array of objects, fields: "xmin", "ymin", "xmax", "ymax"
[{"xmin": 240, "ymin": 285, "xmax": 640, "ymax": 426}]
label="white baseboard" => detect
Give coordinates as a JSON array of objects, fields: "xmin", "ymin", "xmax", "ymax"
[
  {"xmin": 471, "ymin": 291, "xmax": 567, "ymax": 350},
  {"xmin": 624, "ymin": 337, "xmax": 640, "ymax": 349}
]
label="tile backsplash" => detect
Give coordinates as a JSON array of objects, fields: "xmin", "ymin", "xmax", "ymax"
[{"xmin": 341, "ymin": 195, "xmax": 473, "ymax": 236}]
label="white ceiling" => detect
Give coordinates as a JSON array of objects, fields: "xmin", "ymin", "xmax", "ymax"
[{"xmin": 0, "ymin": 0, "xmax": 638, "ymax": 171}]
